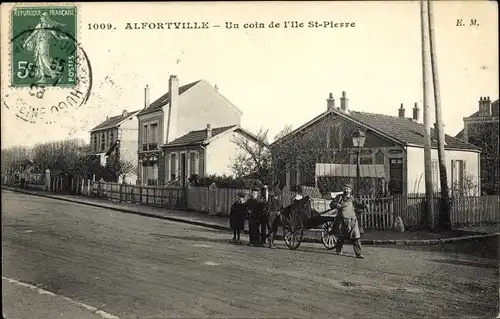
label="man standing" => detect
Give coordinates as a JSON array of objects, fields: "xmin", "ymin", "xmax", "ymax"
[
  {"xmin": 258, "ymin": 185, "xmax": 269, "ymax": 246},
  {"xmin": 246, "ymin": 188, "xmax": 261, "ymax": 246},
  {"xmin": 330, "ymin": 184, "xmax": 366, "ymax": 258},
  {"xmin": 266, "ymin": 189, "xmax": 283, "ymax": 249}
]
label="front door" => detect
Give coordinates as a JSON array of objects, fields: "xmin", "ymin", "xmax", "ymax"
[
  {"xmin": 389, "ymin": 158, "xmax": 403, "ymax": 194},
  {"xmin": 180, "ymin": 153, "xmax": 187, "ymax": 187}
]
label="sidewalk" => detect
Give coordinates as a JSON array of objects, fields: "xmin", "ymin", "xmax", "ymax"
[{"xmin": 3, "ymin": 186, "xmax": 499, "ymax": 246}]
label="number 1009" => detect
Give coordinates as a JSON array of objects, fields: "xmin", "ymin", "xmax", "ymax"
[{"xmin": 88, "ymin": 23, "xmax": 113, "ymax": 30}]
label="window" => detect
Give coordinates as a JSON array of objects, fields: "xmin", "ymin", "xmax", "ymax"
[
  {"xmin": 109, "ymin": 131, "xmax": 114, "ymax": 146},
  {"xmin": 93, "ymin": 134, "xmax": 97, "ymax": 152},
  {"xmin": 170, "ymin": 153, "xmax": 177, "ymax": 181},
  {"xmin": 142, "ymin": 125, "xmax": 148, "ymax": 150},
  {"xmin": 451, "ymin": 160, "xmax": 465, "ymax": 193},
  {"xmin": 149, "ymin": 123, "xmax": 158, "ymax": 149},
  {"xmin": 350, "ymin": 155, "xmax": 372, "ymax": 164},
  {"xmin": 189, "ymin": 152, "xmax": 197, "ymax": 176},
  {"xmin": 101, "ymin": 134, "xmax": 105, "ymax": 151},
  {"xmin": 431, "ymin": 159, "xmax": 439, "ymax": 191},
  {"xmin": 375, "ymin": 150, "xmax": 385, "ymax": 165}
]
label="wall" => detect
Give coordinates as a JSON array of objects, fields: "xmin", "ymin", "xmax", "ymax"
[
  {"xmin": 176, "ymin": 81, "xmax": 242, "ymax": 140},
  {"xmin": 137, "ymin": 111, "xmax": 163, "ymax": 185},
  {"xmin": 271, "ymin": 112, "xmax": 400, "ymax": 188},
  {"xmin": 406, "ymin": 147, "xmax": 481, "ymax": 194},
  {"xmin": 205, "ymin": 130, "xmax": 257, "ymax": 176},
  {"xmin": 163, "ymin": 145, "xmax": 204, "ymax": 183},
  {"xmin": 118, "ymin": 116, "xmax": 139, "ymax": 184},
  {"xmin": 90, "ymin": 127, "xmax": 118, "ymax": 154},
  {"xmin": 138, "ymin": 111, "xmax": 164, "ymax": 147}
]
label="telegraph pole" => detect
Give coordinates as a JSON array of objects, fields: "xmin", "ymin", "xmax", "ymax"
[
  {"xmin": 420, "ymin": 0, "xmax": 435, "ymax": 230},
  {"xmin": 428, "ymin": 0, "xmax": 450, "ymax": 229}
]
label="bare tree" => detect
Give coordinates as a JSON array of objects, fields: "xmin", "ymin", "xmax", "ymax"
[
  {"xmin": 270, "ymin": 118, "xmax": 354, "ymax": 189},
  {"xmin": 230, "ymin": 127, "xmax": 271, "ymax": 185},
  {"xmin": 111, "ymin": 158, "xmax": 137, "ymax": 184}
]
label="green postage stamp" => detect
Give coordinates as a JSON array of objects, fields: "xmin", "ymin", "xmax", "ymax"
[{"xmin": 11, "ymin": 6, "xmax": 78, "ymax": 87}]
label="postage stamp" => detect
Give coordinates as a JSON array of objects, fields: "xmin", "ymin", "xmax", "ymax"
[
  {"xmin": 3, "ymin": 4, "xmax": 92, "ymax": 125},
  {"xmin": 11, "ymin": 6, "xmax": 78, "ymax": 87}
]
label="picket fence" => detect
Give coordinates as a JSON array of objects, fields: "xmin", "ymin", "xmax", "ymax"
[{"xmin": 6, "ymin": 176, "xmax": 499, "ymax": 231}]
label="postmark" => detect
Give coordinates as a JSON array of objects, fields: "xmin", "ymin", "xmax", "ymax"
[{"xmin": 2, "ymin": 5, "xmax": 93, "ymax": 125}]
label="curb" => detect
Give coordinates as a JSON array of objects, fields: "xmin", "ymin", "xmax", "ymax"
[{"xmin": 3, "ymin": 186, "xmax": 499, "ymax": 246}]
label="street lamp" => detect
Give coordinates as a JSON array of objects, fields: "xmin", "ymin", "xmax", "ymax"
[
  {"xmin": 352, "ymin": 129, "xmax": 366, "ymax": 234},
  {"xmin": 351, "ymin": 129, "xmax": 366, "ymax": 197}
]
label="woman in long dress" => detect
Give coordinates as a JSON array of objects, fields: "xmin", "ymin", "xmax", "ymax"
[{"xmin": 23, "ymin": 12, "xmax": 70, "ymax": 83}]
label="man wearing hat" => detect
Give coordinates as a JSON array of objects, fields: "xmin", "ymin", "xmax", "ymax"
[
  {"xmin": 230, "ymin": 192, "xmax": 247, "ymax": 244},
  {"xmin": 330, "ymin": 183, "xmax": 367, "ymax": 258},
  {"xmin": 246, "ymin": 188, "xmax": 262, "ymax": 246},
  {"xmin": 266, "ymin": 188, "xmax": 283, "ymax": 248}
]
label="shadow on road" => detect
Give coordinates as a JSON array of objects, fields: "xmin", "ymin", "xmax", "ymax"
[
  {"xmin": 380, "ymin": 235, "xmax": 499, "ymax": 260},
  {"xmin": 428, "ymin": 258, "xmax": 498, "ymax": 269}
]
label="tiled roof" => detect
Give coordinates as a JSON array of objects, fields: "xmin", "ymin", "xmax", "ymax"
[
  {"xmin": 272, "ymin": 108, "xmax": 480, "ymax": 151},
  {"xmin": 164, "ymin": 125, "xmax": 237, "ymax": 147},
  {"xmin": 346, "ymin": 111, "xmax": 480, "ymax": 151},
  {"xmin": 137, "ymin": 80, "xmax": 201, "ymax": 116},
  {"xmin": 91, "ymin": 110, "xmax": 140, "ymax": 132}
]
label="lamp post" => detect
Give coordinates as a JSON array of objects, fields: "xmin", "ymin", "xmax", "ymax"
[
  {"xmin": 351, "ymin": 129, "xmax": 367, "ymax": 198},
  {"xmin": 352, "ymin": 129, "xmax": 366, "ymax": 234}
]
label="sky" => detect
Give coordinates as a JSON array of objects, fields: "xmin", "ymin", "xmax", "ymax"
[{"xmin": 1, "ymin": 1, "xmax": 498, "ymax": 149}]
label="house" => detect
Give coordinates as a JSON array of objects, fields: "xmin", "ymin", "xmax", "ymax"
[
  {"xmin": 456, "ymin": 97, "xmax": 499, "ymax": 194},
  {"xmin": 162, "ymin": 124, "xmax": 263, "ymax": 186},
  {"xmin": 137, "ymin": 75, "xmax": 243, "ymax": 185},
  {"xmin": 270, "ymin": 91, "xmax": 482, "ymax": 196},
  {"xmin": 89, "ymin": 109, "xmax": 140, "ymax": 184}
]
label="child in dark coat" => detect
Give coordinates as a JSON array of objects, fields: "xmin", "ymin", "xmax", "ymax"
[{"xmin": 230, "ymin": 192, "xmax": 247, "ymax": 244}]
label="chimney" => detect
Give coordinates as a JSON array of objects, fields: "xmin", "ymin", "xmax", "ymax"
[
  {"xmin": 122, "ymin": 109, "xmax": 128, "ymax": 118},
  {"xmin": 206, "ymin": 124, "xmax": 212, "ymax": 139},
  {"xmin": 165, "ymin": 75, "xmax": 179, "ymax": 143},
  {"xmin": 340, "ymin": 91, "xmax": 349, "ymax": 113},
  {"xmin": 144, "ymin": 85, "xmax": 150, "ymax": 109},
  {"xmin": 326, "ymin": 93, "xmax": 335, "ymax": 111},
  {"xmin": 214, "ymin": 84, "xmax": 219, "ymax": 91},
  {"xmin": 412, "ymin": 102, "xmax": 420, "ymax": 122},
  {"xmin": 479, "ymin": 96, "xmax": 492, "ymax": 116},
  {"xmin": 398, "ymin": 103, "xmax": 405, "ymax": 119}
]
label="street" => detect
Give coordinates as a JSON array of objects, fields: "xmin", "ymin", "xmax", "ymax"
[{"xmin": 2, "ymin": 189, "xmax": 499, "ymax": 319}]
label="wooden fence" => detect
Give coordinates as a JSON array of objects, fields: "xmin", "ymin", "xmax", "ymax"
[{"xmin": 7, "ymin": 176, "xmax": 499, "ymax": 230}]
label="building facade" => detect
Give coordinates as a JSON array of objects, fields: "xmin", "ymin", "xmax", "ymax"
[
  {"xmin": 456, "ymin": 97, "xmax": 499, "ymax": 194},
  {"xmin": 271, "ymin": 92, "xmax": 481, "ymax": 196},
  {"xmin": 136, "ymin": 75, "xmax": 243, "ymax": 185},
  {"xmin": 162, "ymin": 124, "xmax": 263, "ymax": 186},
  {"xmin": 89, "ymin": 109, "xmax": 140, "ymax": 184}
]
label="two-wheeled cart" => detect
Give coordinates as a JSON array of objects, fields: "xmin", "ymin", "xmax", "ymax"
[{"xmin": 280, "ymin": 196, "xmax": 339, "ymax": 250}]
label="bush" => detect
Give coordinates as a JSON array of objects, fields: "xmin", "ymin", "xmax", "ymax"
[{"xmin": 191, "ymin": 174, "xmax": 263, "ymax": 189}]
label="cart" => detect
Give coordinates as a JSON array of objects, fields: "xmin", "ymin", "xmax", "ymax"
[{"xmin": 280, "ymin": 196, "xmax": 339, "ymax": 250}]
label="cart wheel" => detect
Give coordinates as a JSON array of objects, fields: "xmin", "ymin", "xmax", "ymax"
[
  {"xmin": 321, "ymin": 221, "xmax": 337, "ymax": 250},
  {"xmin": 282, "ymin": 210, "xmax": 304, "ymax": 250}
]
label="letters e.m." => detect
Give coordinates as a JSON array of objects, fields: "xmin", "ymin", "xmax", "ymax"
[{"xmin": 456, "ymin": 18, "xmax": 479, "ymax": 27}]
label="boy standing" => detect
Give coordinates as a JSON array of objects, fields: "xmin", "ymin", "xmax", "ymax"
[{"xmin": 230, "ymin": 192, "xmax": 247, "ymax": 244}]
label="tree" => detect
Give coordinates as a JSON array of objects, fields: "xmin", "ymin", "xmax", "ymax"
[
  {"xmin": 230, "ymin": 127, "xmax": 272, "ymax": 185},
  {"xmin": 108, "ymin": 157, "xmax": 137, "ymax": 184},
  {"xmin": 270, "ymin": 117, "xmax": 354, "ymax": 189}
]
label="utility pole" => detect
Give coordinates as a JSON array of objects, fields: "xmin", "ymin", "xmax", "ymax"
[
  {"xmin": 427, "ymin": 0, "xmax": 450, "ymax": 229},
  {"xmin": 420, "ymin": 0, "xmax": 435, "ymax": 230}
]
